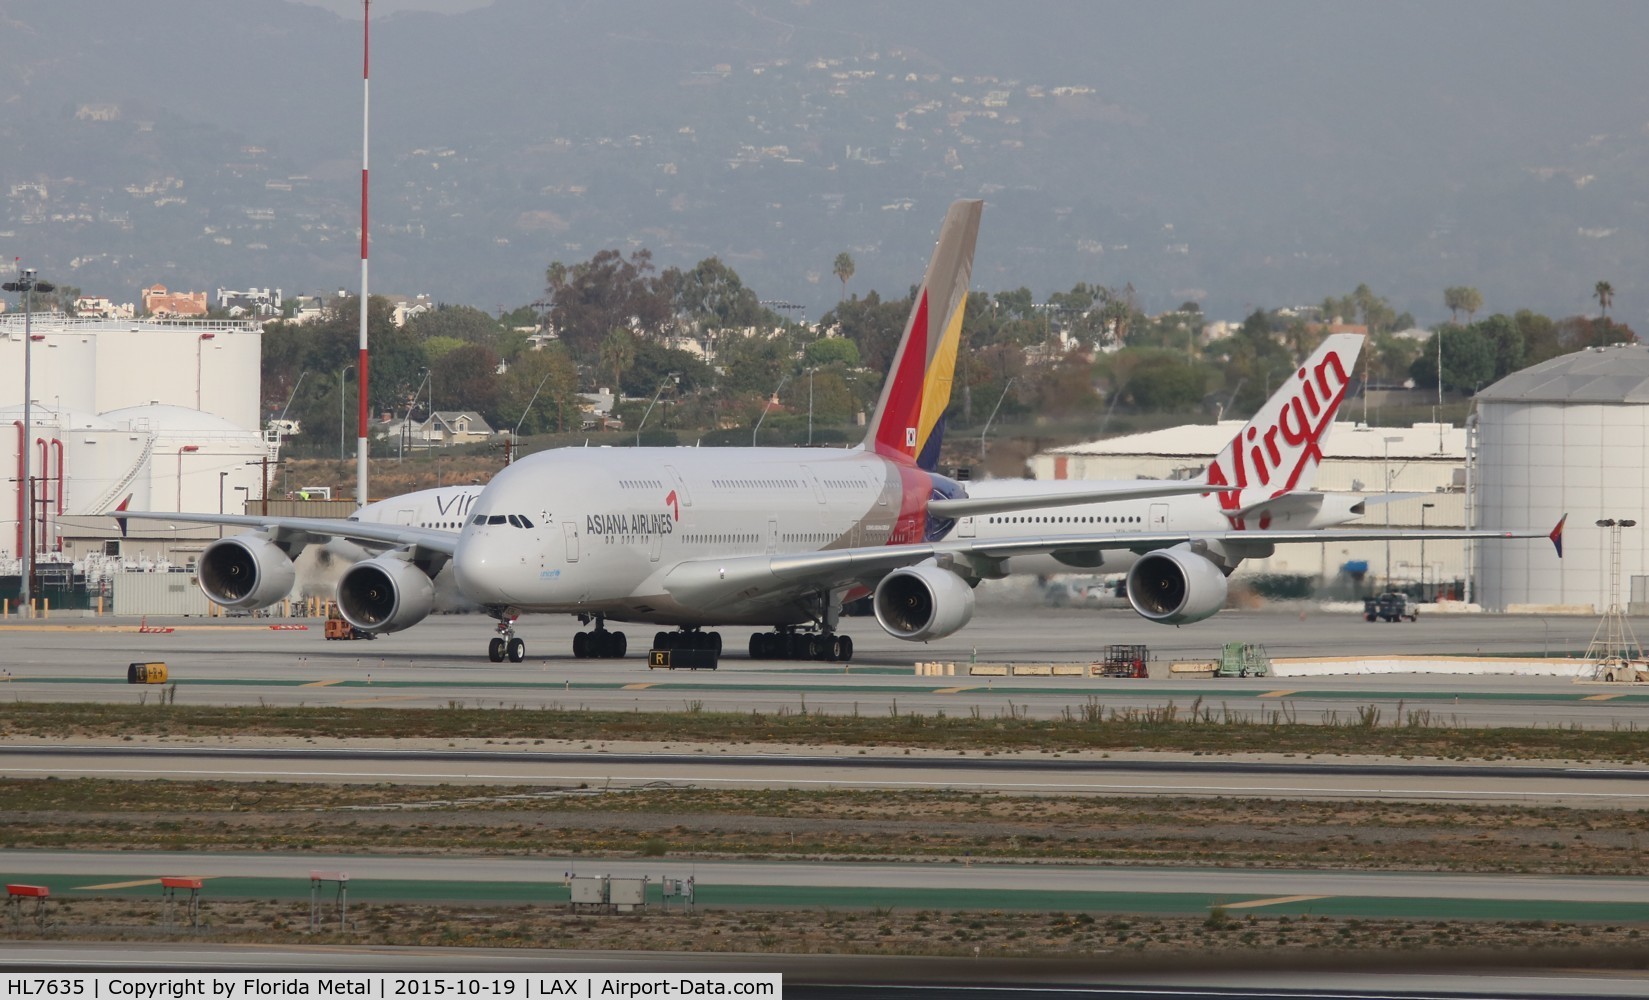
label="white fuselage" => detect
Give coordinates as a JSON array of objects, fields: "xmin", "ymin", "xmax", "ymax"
[
  {"xmin": 958, "ymin": 478, "xmax": 1366, "ymax": 576},
  {"xmin": 452, "ymin": 446, "xmax": 936, "ymax": 626}
]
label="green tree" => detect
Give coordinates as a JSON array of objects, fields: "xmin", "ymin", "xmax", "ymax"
[
  {"xmin": 621, "ymin": 339, "xmax": 713, "ymax": 398},
  {"xmin": 542, "ymin": 249, "xmax": 673, "ymax": 360},
  {"xmin": 1113, "ymin": 349, "xmax": 1210, "ymax": 412},
  {"xmin": 1444, "ymin": 286, "xmax": 1483, "ymax": 323},
  {"xmin": 497, "ymin": 346, "xmax": 579, "ymax": 436},
  {"xmin": 832, "ymin": 252, "xmax": 855, "ymax": 300},
  {"xmin": 820, "ymin": 290, "xmax": 914, "ymax": 374},
  {"xmin": 435, "ymin": 343, "xmax": 504, "ymax": 425},
  {"xmin": 406, "ymin": 303, "xmax": 504, "ymax": 346},
  {"xmin": 673, "ymin": 257, "xmax": 768, "ymax": 332},
  {"xmin": 804, "ymin": 337, "xmax": 861, "ymax": 368}
]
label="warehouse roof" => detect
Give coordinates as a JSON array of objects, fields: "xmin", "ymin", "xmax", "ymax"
[{"xmin": 1477, "ymin": 343, "xmax": 1649, "ymax": 403}]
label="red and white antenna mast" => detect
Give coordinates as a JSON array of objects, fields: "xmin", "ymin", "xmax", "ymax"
[{"xmin": 355, "ymin": 0, "xmax": 371, "ymax": 507}]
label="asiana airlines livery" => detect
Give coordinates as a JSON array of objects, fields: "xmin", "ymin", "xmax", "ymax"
[{"xmin": 118, "ymin": 200, "xmax": 1561, "ymax": 662}]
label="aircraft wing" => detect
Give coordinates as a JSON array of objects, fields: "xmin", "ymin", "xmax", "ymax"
[
  {"xmin": 933, "ymin": 520, "xmax": 1566, "ymax": 563},
  {"xmin": 928, "ymin": 481, "xmax": 1229, "ymax": 519},
  {"xmin": 114, "ymin": 510, "xmax": 460, "ymax": 556},
  {"xmin": 655, "ymin": 518, "xmax": 1564, "ymax": 613}
]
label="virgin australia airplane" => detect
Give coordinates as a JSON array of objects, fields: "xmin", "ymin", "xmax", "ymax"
[{"xmin": 118, "ymin": 200, "xmax": 1560, "ymax": 662}]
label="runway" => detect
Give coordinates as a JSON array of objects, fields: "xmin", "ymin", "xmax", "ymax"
[
  {"xmin": 0, "ymin": 607, "xmax": 1643, "ymax": 726},
  {"xmin": 4, "ymin": 743, "xmax": 1649, "ymax": 806}
]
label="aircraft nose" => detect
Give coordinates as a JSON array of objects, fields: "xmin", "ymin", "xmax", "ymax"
[{"xmin": 454, "ymin": 530, "xmax": 523, "ymax": 605}]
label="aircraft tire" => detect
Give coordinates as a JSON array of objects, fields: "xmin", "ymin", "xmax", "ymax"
[
  {"xmin": 507, "ymin": 637, "xmax": 526, "ymax": 663},
  {"xmin": 655, "ymin": 631, "xmax": 669, "ymax": 650},
  {"xmin": 839, "ymin": 635, "xmax": 853, "ymax": 662},
  {"xmin": 709, "ymin": 632, "xmax": 722, "ymax": 655},
  {"xmin": 488, "ymin": 637, "xmax": 505, "ymax": 662},
  {"xmin": 612, "ymin": 632, "xmax": 627, "ymax": 658},
  {"xmin": 572, "ymin": 631, "xmax": 589, "ymax": 658}
]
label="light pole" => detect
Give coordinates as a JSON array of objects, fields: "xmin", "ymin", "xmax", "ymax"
[
  {"xmin": 753, "ymin": 374, "xmax": 789, "ymax": 447},
  {"xmin": 217, "ymin": 471, "xmax": 228, "ymax": 537},
  {"xmin": 338, "ymin": 364, "xmax": 355, "ymax": 462},
  {"xmin": 636, "ymin": 373, "xmax": 679, "ymax": 446},
  {"xmin": 1585, "ymin": 518, "xmax": 1641, "ymax": 673},
  {"xmin": 1419, "ymin": 501, "xmax": 1435, "ymax": 601},
  {"xmin": 175, "ymin": 444, "xmax": 200, "ymax": 511},
  {"xmin": 399, "ymin": 367, "xmax": 430, "ymax": 462},
  {"xmin": 1382, "ymin": 435, "xmax": 1402, "ymax": 589},
  {"xmin": 980, "ymin": 378, "xmax": 1015, "ymax": 465},
  {"xmin": 3, "ymin": 265, "xmax": 54, "ymax": 616}
]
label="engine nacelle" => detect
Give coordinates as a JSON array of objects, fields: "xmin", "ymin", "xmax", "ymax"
[
  {"xmin": 197, "ymin": 535, "xmax": 296, "ymax": 610},
  {"xmin": 873, "ymin": 564, "xmax": 976, "ymax": 641},
  {"xmin": 337, "ymin": 556, "xmax": 435, "ymax": 633},
  {"xmin": 1125, "ymin": 544, "xmax": 1229, "ymax": 625}
]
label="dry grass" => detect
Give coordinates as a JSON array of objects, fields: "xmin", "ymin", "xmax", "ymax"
[
  {"xmin": 5, "ymin": 701, "xmax": 1648, "ymax": 761},
  {"xmin": 4, "ymin": 779, "xmax": 1648, "ymax": 876}
]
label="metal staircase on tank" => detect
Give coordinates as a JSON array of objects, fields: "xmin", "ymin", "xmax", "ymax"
[{"xmin": 90, "ymin": 433, "xmax": 155, "ymax": 514}]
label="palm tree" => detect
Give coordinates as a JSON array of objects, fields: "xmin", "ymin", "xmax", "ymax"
[
  {"xmin": 832, "ymin": 252, "xmax": 855, "ymax": 301},
  {"xmin": 1595, "ymin": 281, "xmax": 1615, "ymax": 319},
  {"xmin": 599, "ymin": 328, "xmax": 636, "ymax": 393}
]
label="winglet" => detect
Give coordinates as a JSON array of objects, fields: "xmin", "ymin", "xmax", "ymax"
[
  {"xmin": 114, "ymin": 494, "xmax": 133, "ymax": 538},
  {"xmin": 1550, "ymin": 513, "xmax": 1567, "ymax": 558}
]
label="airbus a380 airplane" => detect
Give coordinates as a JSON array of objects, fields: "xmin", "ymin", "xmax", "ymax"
[{"xmin": 120, "ymin": 200, "xmax": 1561, "ymax": 661}]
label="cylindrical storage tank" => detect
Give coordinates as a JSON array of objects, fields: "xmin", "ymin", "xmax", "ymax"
[{"xmin": 1474, "ymin": 343, "xmax": 1649, "ymax": 612}]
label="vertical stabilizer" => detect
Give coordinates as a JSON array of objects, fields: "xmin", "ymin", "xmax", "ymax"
[
  {"xmin": 861, "ymin": 199, "xmax": 983, "ymax": 470},
  {"xmin": 1206, "ymin": 333, "xmax": 1363, "ymax": 518}
]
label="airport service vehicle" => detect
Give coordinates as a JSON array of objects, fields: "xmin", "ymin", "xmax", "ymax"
[
  {"xmin": 1213, "ymin": 641, "xmax": 1270, "ymax": 678},
  {"xmin": 1364, "ymin": 592, "xmax": 1418, "ymax": 622},
  {"xmin": 120, "ymin": 202, "xmax": 1563, "ymax": 662}
]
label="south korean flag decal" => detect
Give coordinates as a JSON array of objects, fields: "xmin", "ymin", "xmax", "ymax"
[{"xmin": 906, "ymin": 427, "xmax": 917, "ymax": 447}]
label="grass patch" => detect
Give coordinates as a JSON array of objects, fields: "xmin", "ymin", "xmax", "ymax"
[{"xmin": 3, "ymin": 701, "xmax": 1647, "ymax": 761}]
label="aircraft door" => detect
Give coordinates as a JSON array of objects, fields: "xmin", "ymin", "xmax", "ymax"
[
  {"xmin": 650, "ymin": 531, "xmax": 664, "ymax": 562},
  {"xmin": 1149, "ymin": 503, "xmax": 1169, "ymax": 530},
  {"xmin": 799, "ymin": 465, "xmax": 826, "ymax": 503},
  {"xmin": 394, "ymin": 509, "xmax": 415, "ymax": 525},
  {"xmin": 766, "ymin": 518, "xmax": 778, "ymax": 553},
  {"xmin": 664, "ymin": 465, "xmax": 693, "ymax": 507},
  {"xmin": 563, "ymin": 522, "xmax": 580, "ymax": 563},
  {"xmin": 958, "ymin": 516, "xmax": 976, "ymax": 538}
]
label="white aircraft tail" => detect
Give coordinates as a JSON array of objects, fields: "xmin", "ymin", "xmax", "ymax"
[{"xmin": 1205, "ymin": 333, "xmax": 1362, "ymax": 526}]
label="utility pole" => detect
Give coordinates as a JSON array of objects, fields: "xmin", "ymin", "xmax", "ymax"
[{"xmin": 4, "ymin": 264, "xmax": 55, "ymax": 617}]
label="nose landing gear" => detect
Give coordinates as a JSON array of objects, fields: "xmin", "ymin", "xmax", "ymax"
[{"xmin": 487, "ymin": 614, "xmax": 526, "ymax": 663}]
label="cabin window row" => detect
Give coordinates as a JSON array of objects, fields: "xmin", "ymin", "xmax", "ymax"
[
  {"xmin": 620, "ymin": 479, "xmax": 663, "ymax": 489},
  {"xmin": 712, "ymin": 478, "xmax": 800, "ymax": 489},
  {"xmin": 685, "ymin": 533, "xmax": 758, "ymax": 545},
  {"xmin": 987, "ymin": 514, "xmax": 1141, "ymax": 525}
]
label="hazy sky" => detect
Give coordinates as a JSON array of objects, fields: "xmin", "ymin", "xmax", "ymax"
[{"xmin": 286, "ymin": 0, "xmax": 493, "ymax": 16}]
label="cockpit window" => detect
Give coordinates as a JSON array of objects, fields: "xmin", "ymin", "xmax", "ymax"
[
  {"xmin": 518, "ymin": 515, "xmax": 534, "ymax": 528},
  {"xmin": 471, "ymin": 514, "xmax": 486, "ymax": 525},
  {"xmin": 507, "ymin": 515, "xmax": 523, "ymax": 528},
  {"xmin": 487, "ymin": 514, "xmax": 507, "ymax": 525}
]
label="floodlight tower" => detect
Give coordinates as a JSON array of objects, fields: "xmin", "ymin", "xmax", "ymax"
[
  {"xmin": 3, "ymin": 264, "xmax": 54, "ymax": 617},
  {"xmin": 355, "ymin": 0, "xmax": 372, "ymax": 507}
]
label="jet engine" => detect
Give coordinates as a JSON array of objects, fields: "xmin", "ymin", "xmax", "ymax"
[
  {"xmin": 873, "ymin": 564, "xmax": 976, "ymax": 641},
  {"xmin": 196, "ymin": 535, "xmax": 297, "ymax": 610},
  {"xmin": 1125, "ymin": 544, "xmax": 1229, "ymax": 625},
  {"xmin": 336, "ymin": 556, "xmax": 435, "ymax": 633}
]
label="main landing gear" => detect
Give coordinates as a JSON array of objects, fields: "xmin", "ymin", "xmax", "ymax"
[
  {"xmin": 654, "ymin": 629, "xmax": 722, "ymax": 654},
  {"xmin": 487, "ymin": 614, "xmax": 526, "ymax": 663},
  {"xmin": 573, "ymin": 614, "xmax": 627, "ymax": 659},
  {"xmin": 748, "ymin": 628, "xmax": 853, "ymax": 662}
]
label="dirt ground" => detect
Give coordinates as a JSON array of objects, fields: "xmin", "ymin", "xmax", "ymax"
[{"xmin": 9, "ymin": 897, "xmax": 1649, "ymax": 966}]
